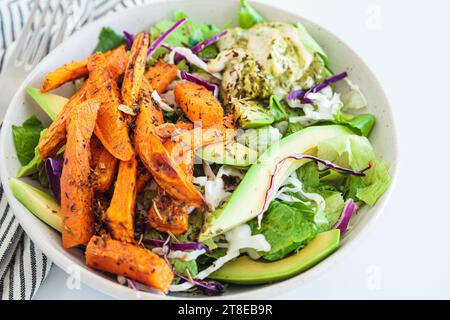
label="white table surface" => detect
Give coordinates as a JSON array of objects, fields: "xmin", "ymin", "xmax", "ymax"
[{"xmin": 34, "ymin": 0, "xmax": 450, "ymax": 300}]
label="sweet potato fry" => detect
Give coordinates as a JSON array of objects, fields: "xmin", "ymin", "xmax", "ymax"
[
  {"xmin": 61, "ymin": 100, "xmax": 99, "ymax": 249},
  {"xmin": 140, "ymin": 78, "xmax": 164, "ymax": 126},
  {"xmin": 122, "ymin": 33, "xmax": 149, "ymax": 107},
  {"xmin": 171, "ymin": 126, "xmax": 236, "ymax": 151},
  {"xmin": 86, "ymin": 235, "xmax": 174, "ymax": 292},
  {"xmin": 105, "ymin": 156, "xmax": 138, "ymax": 243},
  {"xmin": 87, "ymin": 52, "xmax": 134, "ymax": 161},
  {"xmin": 145, "ymin": 60, "xmax": 178, "ymax": 94},
  {"xmin": 90, "ymin": 136, "xmax": 118, "ymax": 193},
  {"xmin": 134, "ymin": 93, "xmax": 205, "ymax": 208},
  {"xmin": 148, "ymin": 143, "xmax": 193, "ymax": 235},
  {"xmin": 41, "ymin": 60, "xmax": 88, "ymax": 93},
  {"xmin": 106, "ymin": 45, "xmax": 129, "ymax": 79},
  {"xmin": 38, "ymin": 82, "xmax": 88, "ymax": 159},
  {"xmin": 41, "ymin": 46, "xmax": 128, "ymax": 92},
  {"xmin": 174, "ymin": 82, "xmax": 224, "ymax": 127}
]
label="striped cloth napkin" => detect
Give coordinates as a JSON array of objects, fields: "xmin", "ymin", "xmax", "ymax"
[{"xmin": 0, "ymin": 0, "xmax": 160, "ymax": 300}]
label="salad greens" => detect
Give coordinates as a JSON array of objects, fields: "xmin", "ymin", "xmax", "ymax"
[
  {"xmin": 249, "ymin": 200, "xmax": 317, "ymax": 261},
  {"xmin": 239, "ymin": 0, "xmax": 266, "ymax": 29},
  {"xmin": 10, "ymin": 0, "xmax": 392, "ymax": 296},
  {"xmin": 93, "ymin": 27, "xmax": 124, "ymax": 53},
  {"xmin": 12, "ymin": 116, "xmax": 43, "ymax": 165}
]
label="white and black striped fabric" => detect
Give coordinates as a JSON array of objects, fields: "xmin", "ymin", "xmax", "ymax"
[{"xmin": 0, "ymin": 0, "xmax": 159, "ymax": 300}]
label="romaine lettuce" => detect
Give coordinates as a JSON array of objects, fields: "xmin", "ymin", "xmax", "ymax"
[
  {"xmin": 249, "ymin": 200, "xmax": 317, "ymax": 261},
  {"xmin": 239, "ymin": 0, "xmax": 265, "ymax": 29},
  {"xmin": 317, "ymin": 134, "xmax": 375, "ymax": 171},
  {"xmin": 344, "ymin": 160, "xmax": 391, "ymax": 206}
]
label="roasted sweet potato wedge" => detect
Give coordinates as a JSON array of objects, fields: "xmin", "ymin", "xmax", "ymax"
[
  {"xmin": 87, "ymin": 52, "xmax": 134, "ymax": 161},
  {"xmin": 90, "ymin": 136, "xmax": 118, "ymax": 193},
  {"xmin": 174, "ymin": 82, "xmax": 224, "ymax": 127},
  {"xmin": 61, "ymin": 100, "xmax": 99, "ymax": 249},
  {"xmin": 106, "ymin": 45, "xmax": 129, "ymax": 79},
  {"xmin": 140, "ymin": 78, "xmax": 164, "ymax": 126},
  {"xmin": 41, "ymin": 46, "xmax": 128, "ymax": 92},
  {"xmin": 148, "ymin": 143, "xmax": 193, "ymax": 235},
  {"xmin": 105, "ymin": 156, "xmax": 138, "ymax": 243},
  {"xmin": 122, "ymin": 33, "xmax": 149, "ymax": 107},
  {"xmin": 41, "ymin": 60, "xmax": 88, "ymax": 93},
  {"xmin": 145, "ymin": 60, "xmax": 178, "ymax": 94},
  {"xmin": 134, "ymin": 93, "xmax": 205, "ymax": 208},
  {"xmin": 38, "ymin": 81, "xmax": 88, "ymax": 159},
  {"xmin": 86, "ymin": 235, "xmax": 174, "ymax": 292},
  {"xmin": 171, "ymin": 126, "xmax": 236, "ymax": 151}
]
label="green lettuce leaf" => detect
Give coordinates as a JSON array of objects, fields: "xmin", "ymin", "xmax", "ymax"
[
  {"xmin": 239, "ymin": 0, "xmax": 265, "ymax": 29},
  {"xmin": 172, "ymin": 259, "xmax": 198, "ymax": 278},
  {"xmin": 249, "ymin": 200, "xmax": 317, "ymax": 261},
  {"xmin": 335, "ymin": 113, "xmax": 376, "ymax": 137},
  {"xmin": 150, "ymin": 10, "xmax": 220, "ymax": 60},
  {"xmin": 317, "ymin": 134, "xmax": 375, "ymax": 171},
  {"xmin": 12, "ymin": 116, "xmax": 44, "ymax": 166},
  {"xmin": 93, "ymin": 27, "xmax": 124, "ymax": 53},
  {"xmin": 296, "ymin": 162, "xmax": 344, "ymax": 227},
  {"xmin": 269, "ymin": 95, "xmax": 289, "ymax": 122},
  {"xmin": 344, "ymin": 160, "xmax": 391, "ymax": 206}
]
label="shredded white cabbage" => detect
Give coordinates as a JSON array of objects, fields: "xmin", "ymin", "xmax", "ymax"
[
  {"xmin": 288, "ymin": 86, "xmax": 342, "ymax": 125},
  {"xmin": 169, "ymin": 224, "xmax": 270, "ymax": 292},
  {"xmin": 152, "ymin": 248, "xmax": 206, "ymax": 261},
  {"xmin": 276, "ymin": 172, "xmax": 328, "ymax": 225},
  {"xmin": 168, "ymin": 46, "xmax": 222, "ymax": 79},
  {"xmin": 193, "ymin": 165, "xmax": 243, "ymax": 211}
]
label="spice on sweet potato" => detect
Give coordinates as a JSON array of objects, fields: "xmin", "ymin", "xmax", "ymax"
[
  {"xmin": 86, "ymin": 235, "xmax": 174, "ymax": 292},
  {"xmin": 174, "ymin": 82, "xmax": 224, "ymax": 127},
  {"xmin": 87, "ymin": 52, "xmax": 134, "ymax": 161},
  {"xmin": 105, "ymin": 156, "xmax": 138, "ymax": 243},
  {"xmin": 61, "ymin": 100, "xmax": 99, "ymax": 249}
]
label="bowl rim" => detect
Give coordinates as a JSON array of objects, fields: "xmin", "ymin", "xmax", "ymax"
[{"xmin": 0, "ymin": 0, "xmax": 399, "ymax": 300}]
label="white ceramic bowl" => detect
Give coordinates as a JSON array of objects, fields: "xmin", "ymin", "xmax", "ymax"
[{"xmin": 0, "ymin": 0, "xmax": 398, "ymax": 299}]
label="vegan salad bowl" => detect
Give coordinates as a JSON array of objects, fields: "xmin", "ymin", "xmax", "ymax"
[{"xmin": 0, "ymin": 0, "xmax": 397, "ymax": 299}]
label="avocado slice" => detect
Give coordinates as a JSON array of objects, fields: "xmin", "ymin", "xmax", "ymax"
[
  {"xmin": 10, "ymin": 178, "xmax": 62, "ymax": 232},
  {"xmin": 209, "ymin": 230, "xmax": 339, "ymax": 284},
  {"xmin": 196, "ymin": 142, "xmax": 258, "ymax": 167},
  {"xmin": 234, "ymin": 100, "xmax": 274, "ymax": 129},
  {"xmin": 210, "ymin": 230, "xmax": 339, "ymax": 284},
  {"xmin": 199, "ymin": 125, "xmax": 352, "ymax": 241},
  {"xmin": 26, "ymin": 87, "xmax": 68, "ymax": 120}
]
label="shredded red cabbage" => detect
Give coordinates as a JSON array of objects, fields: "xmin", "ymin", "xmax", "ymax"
[
  {"xmin": 191, "ymin": 30, "xmax": 228, "ymax": 54},
  {"xmin": 147, "ymin": 18, "xmax": 187, "ymax": 58},
  {"xmin": 180, "ymin": 71, "xmax": 219, "ymax": 98},
  {"xmin": 45, "ymin": 157, "xmax": 63, "ymax": 204},
  {"xmin": 258, "ymin": 154, "xmax": 368, "ymax": 227},
  {"xmin": 175, "ymin": 271, "xmax": 225, "ymax": 296},
  {"xmin": 333, "ymin": 199, "xmax": 358, "ymax": 235},
  {"xmin": 123, "ymin": 31, "xmax": 134, "ymax": 50},
  {"xmin": 287, "ymin": 72, "xmax": 348, "ymax": 104},
  {"xmin": 144, "ymin": 238, "xmax": 212, "ymax": 253}
]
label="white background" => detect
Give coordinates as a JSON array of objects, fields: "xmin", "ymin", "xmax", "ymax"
[{"xmin": 34, "ymin": 0, "xmax": 450, "ymax": 299}]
